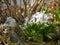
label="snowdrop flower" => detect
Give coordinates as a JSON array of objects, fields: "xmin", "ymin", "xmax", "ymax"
[
  {"xmin": 24, "ymin": 17, "xmax": 29, "ymax": 25},
  {"xmin": 29, "ymin": 17, "xmax": 36, "ymax": 23}
]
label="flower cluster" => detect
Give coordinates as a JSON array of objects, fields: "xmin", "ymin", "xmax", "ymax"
[{"xmin": 24, "ymin": 12, "xmax": 53, "ymax": 25}]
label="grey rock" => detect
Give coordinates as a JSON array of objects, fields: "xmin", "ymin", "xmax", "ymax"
[
  {"xmin": 4, "ymin": 17, "xmax": 16, "ymax": 28},
  {"xmin": 11, "ymin": 30, "xmax": 20, "ymax": 42}
]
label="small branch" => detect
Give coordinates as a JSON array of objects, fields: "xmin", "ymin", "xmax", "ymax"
[
  {"xmin": 36, "ymin": 0, "xmax": 44, "ymax": 12},
  {"xmin": 23, "ymin": 0, "xmax": 30, "ymax": 17}
]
